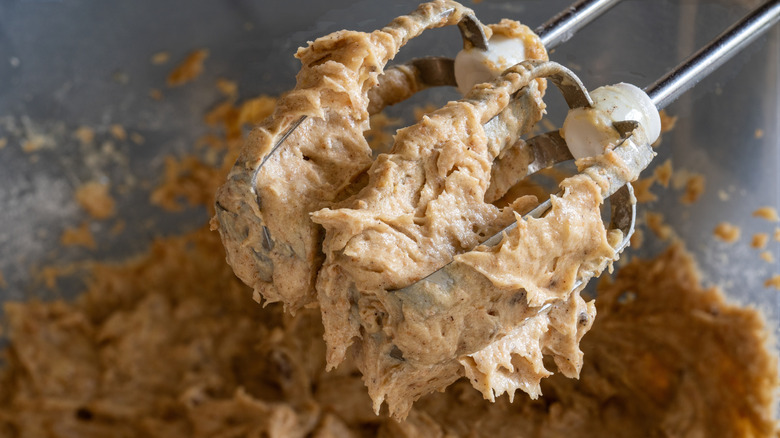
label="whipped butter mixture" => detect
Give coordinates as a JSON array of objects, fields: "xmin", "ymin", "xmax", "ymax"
[{"xmin": 0, "ymin": 1, "xmax": 777, "ymax": 436}]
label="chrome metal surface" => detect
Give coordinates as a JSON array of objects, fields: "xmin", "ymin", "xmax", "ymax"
[
  {"xmin": 457, "ymin": 14, "xmax": 489, "ymax": 50},
  {"xmin": 536, "ymin": 0, "xmax": 623, "ymax": 49}
]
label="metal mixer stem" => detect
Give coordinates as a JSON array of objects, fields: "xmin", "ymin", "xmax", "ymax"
[
  {"xmin": 646, "ymin": 0, "xmax": 780, "ymax": 110},
  {"xmin": 536, "ymin": 0, "xmax": 622, "ymax": 49}
]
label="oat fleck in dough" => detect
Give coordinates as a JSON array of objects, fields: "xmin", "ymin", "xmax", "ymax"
[
  {"xmin": 714, "ymin": 221, "xmax": 741, "ymax": 243},
  {"xmin": 167, "ymin": 49, "xmax": 209, "ymax": 87},
  {"xmin": 60, "ymin": 221, "xmax": 97, "ymax": 249},
  {"xmin": 75, "ymin": 181, "xmax": 116, "ymax": 220},
  {"xmin": 754, "ymin": 206, "xmax": 780, "ymax": 222}
]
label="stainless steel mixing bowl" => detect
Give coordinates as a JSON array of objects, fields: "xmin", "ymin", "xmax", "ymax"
[{"xmin": 0, "ymin": 0, "xmax": 777, "ymax": 349}]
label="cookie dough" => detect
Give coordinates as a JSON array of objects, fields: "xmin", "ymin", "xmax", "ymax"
[
  {"xmin": 215, "ymin": 0, "xmax": 676, "ymax": 419},
  {"xmin": 0, "ymin": 231, "xmax": 776, "ymax": 436},
  {"xmin": 216, "ymin": 1, "xmax": 611, "ymax": 416},
  {"xmin": 215, "ymin": 0, "xmax": 484, "ymax": 312}
]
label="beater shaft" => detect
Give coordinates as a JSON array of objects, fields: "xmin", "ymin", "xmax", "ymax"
[{"xmin": 646, "ymin": 0, "xmax": 780, "ymax": 110}]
